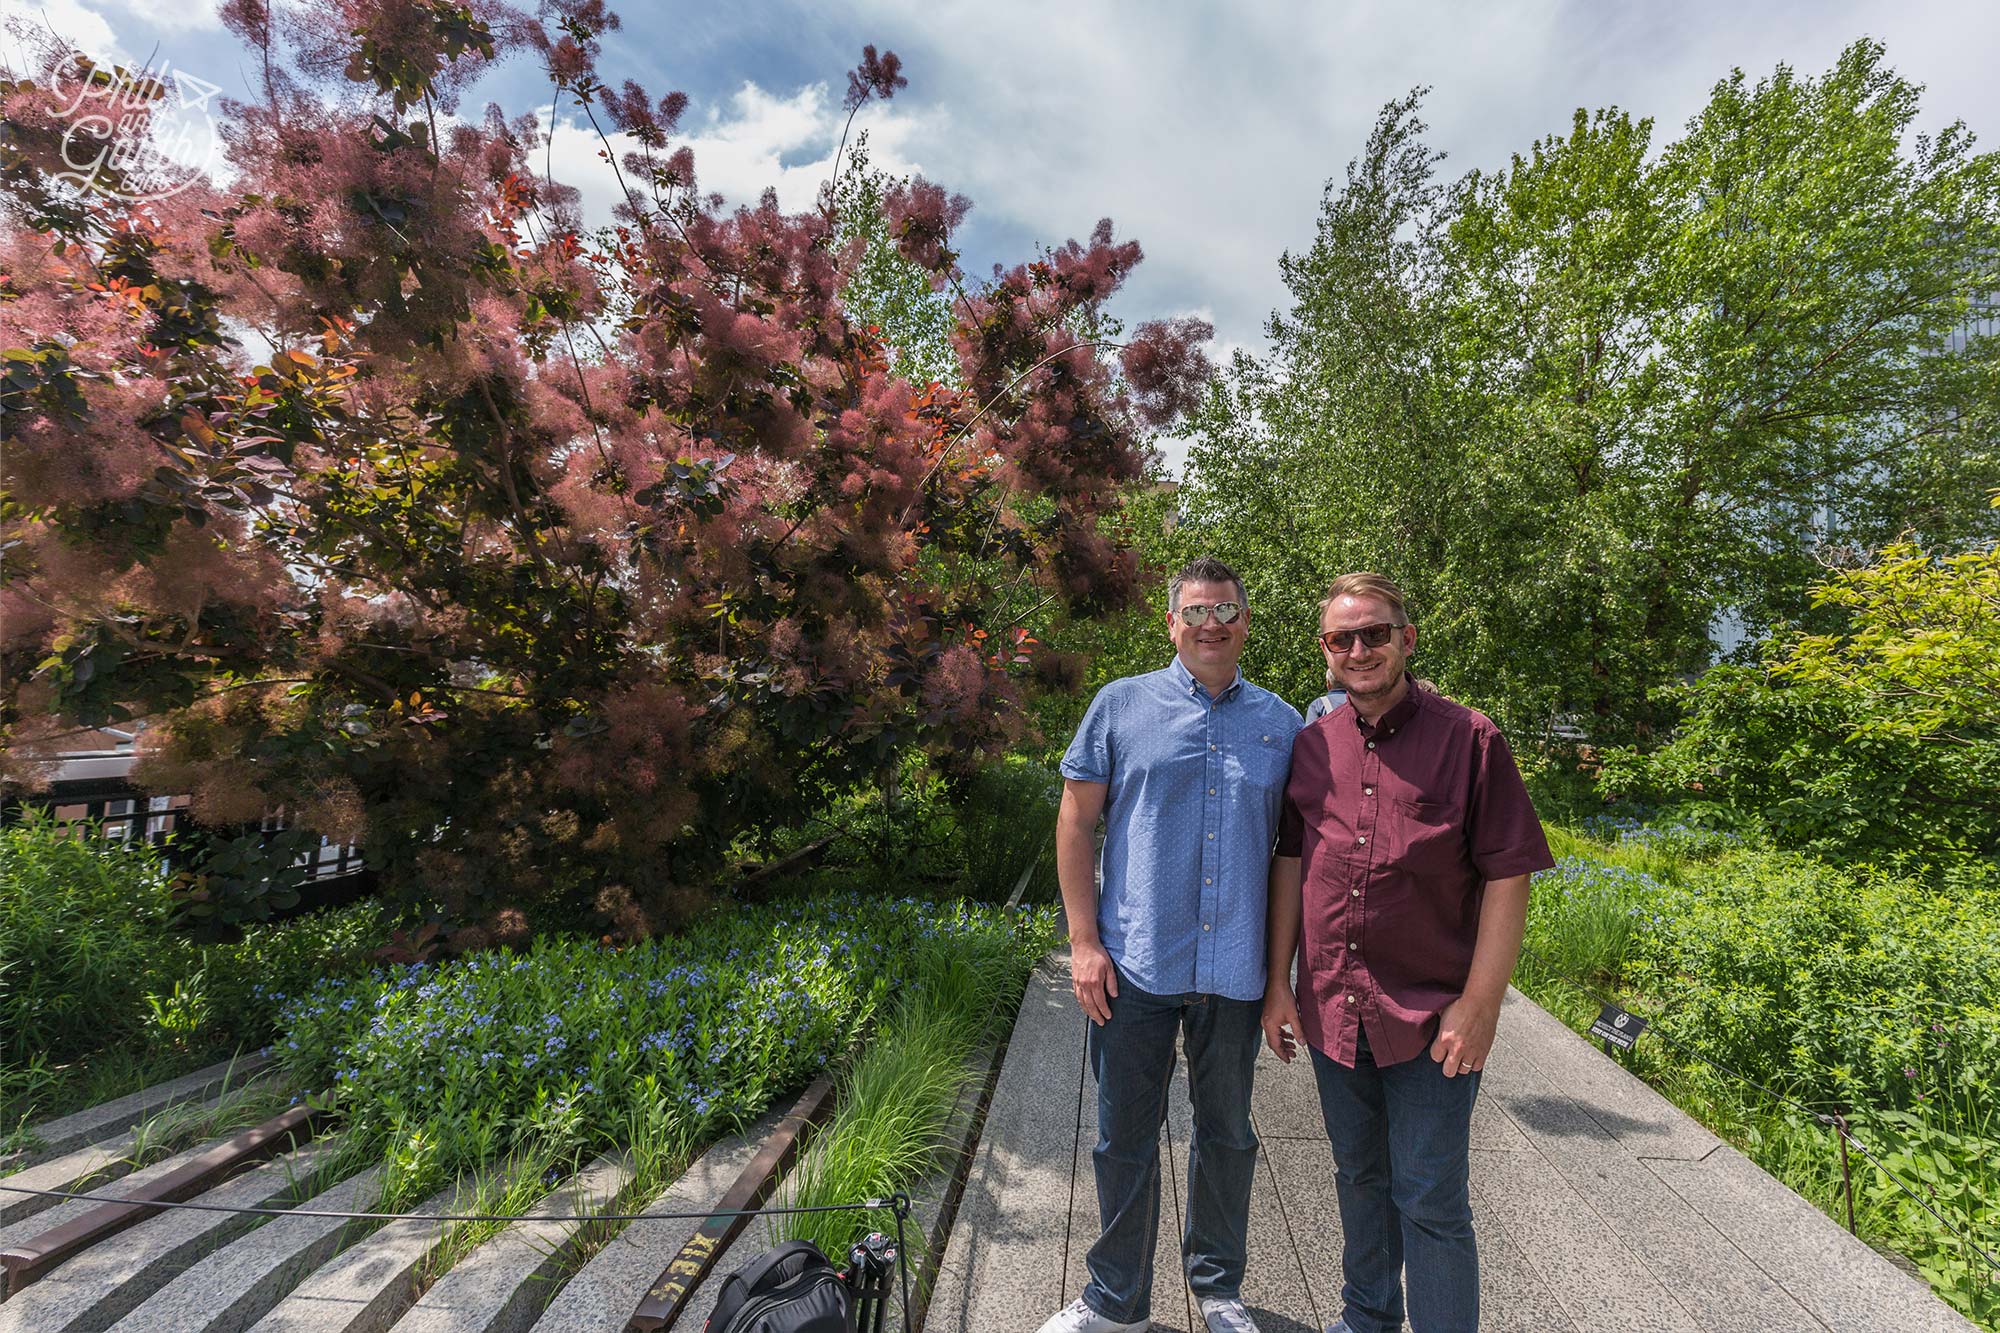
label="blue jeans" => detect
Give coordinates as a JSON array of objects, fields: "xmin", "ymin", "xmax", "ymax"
[
  {"xmin": 1310, "ymin": 1031, "xmax": 1480, "ymax": 1333},
  {"xmin": 1082, "ymin": 978, "xmax": 1263, "ymax": 1323}
]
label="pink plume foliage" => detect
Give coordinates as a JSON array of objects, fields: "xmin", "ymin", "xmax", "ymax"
[{"xmin": 0, "ymin": 10, "xmax": 1209, "ymax": 935}]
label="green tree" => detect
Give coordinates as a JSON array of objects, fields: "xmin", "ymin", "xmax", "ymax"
[
  {"xmin": 1597, "ymin": 508, "xmax": 2000, "ymax": 865},
  {"xmin": 830, "ymin": 133, "xmax": 962, "ymax": 389},
  {"xmin": 1182, "ymin": 41, "xmax": 2000, "ymax": 745},
  {"xmin": 1776, "ymin": 512, "xmax": 2000, "ymax": 745},
  {"xmin": 1178, "ymin": 90, "xmax": 1470, "ymax": 714}
]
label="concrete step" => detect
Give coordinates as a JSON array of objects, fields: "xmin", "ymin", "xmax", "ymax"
[
  {"xmin": 0, "ymin": 1138, "xmax": 347, "ymax": 1333},
  {"xmin": 391, "ymin": 1154, "xmax": 635, "ymax": 1333},
  {"xmin": 530, "ymin": 1113, "xmax": 782, "ymax": 1332},
  {"xmin": 249, "ymin": 1175, "xmax": 495, "ymax": 1333},
  {"xmin": 0, "ymin": 1126, "xmax": 258, "ymax": 1256},
  {"xmin": 107, "ymin": 1162, "xmax": 388, "ymax": 1333},
  {"xmin": 3, "ymin": 1056, "xmax": 273, "ymax": 1174},
  {"xmin": 0, "ymin": 1127, "xmax": 146, "ymax": 1230}
]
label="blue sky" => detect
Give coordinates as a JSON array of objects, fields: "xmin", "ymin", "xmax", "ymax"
[{"xmin": 10, "ymin": 0, "xmax": 1998, "ymax": 468}]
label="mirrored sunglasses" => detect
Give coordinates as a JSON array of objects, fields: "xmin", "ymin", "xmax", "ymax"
[{"xmin": 1176, "ymin": 601, "xmax": 1243, "ymax": 627}]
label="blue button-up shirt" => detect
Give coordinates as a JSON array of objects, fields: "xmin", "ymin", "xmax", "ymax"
[{"xmin": 1060, "ymin": 657, "xmax": 1303, "ymax": 1001}]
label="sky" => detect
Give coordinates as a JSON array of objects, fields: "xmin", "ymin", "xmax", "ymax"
[{"xmin": 8, "ymin": 0, "xmax": 1999, "ymax": 470}]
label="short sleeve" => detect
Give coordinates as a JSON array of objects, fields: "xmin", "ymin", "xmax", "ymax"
[
  {"xmin": 1466, "ymin": 722, "xmax": 1556, "ymax": 881},
  {"xmin": 1274, "ymin": 719, "xmax": 1311, "ymax": 858},
  {"xmin": 1276, "ymin": 792, "xmax": 1304, "ymax": 858},
  {"xmin": 1060, "ymin": 685, "xmax": 1118, "ymax": 784}
]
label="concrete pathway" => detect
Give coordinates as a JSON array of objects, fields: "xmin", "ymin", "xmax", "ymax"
[{"xmin": 929, "ymin": 954, "xmax": 1976, "ymax": 1333}]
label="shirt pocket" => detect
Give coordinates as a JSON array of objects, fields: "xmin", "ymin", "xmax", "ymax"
[
  {"xmin": 1392, "ymin": 796, "xmax": 1465, "ymax": 873},
  {"xmin": 1228, "ymin": 731, "xmax": 1293, "ymax": 795}
]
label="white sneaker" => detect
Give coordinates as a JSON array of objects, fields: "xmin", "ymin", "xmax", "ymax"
[
  {"xmin": 1035, "ymin": 1297, "xmax": 1150, "ymax": 1333},
  {"xmin": 1197, "ymin": 1297, "xmax": 1261, "ymax": 1333}
]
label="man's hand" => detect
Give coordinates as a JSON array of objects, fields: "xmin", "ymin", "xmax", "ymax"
[
  {"xmin": 1262, "ymin": 981, "xmax": 1301, "ymax": 1062},
  {"xmin": 1071, "ymin": 938, "xmax": 1119, "ymax": 1026},
  {"xmin": 1430, "ymin": 991, "xmax": 1501, "ymax": 1077}
]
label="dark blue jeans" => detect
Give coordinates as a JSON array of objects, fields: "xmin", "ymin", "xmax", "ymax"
[
  {"xmin": 1309, "ymin": 1031, "xmax": 1480, "ymax": 1333},
  {"xmin": 1082, "ymin": 979, "xmax": 1263, "ymax": 1323}
]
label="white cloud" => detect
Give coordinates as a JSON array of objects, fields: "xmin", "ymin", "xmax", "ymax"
[
  {"xmin": 821, "ymin": 0, "xmax": 2000, "ymax": 474},
  {"xmin": 541, "ymin": 76, "xmax": 952, "ymax": 232},
  {"xmin": 102, "ymin": 0, "xmax": 219, "ymax": 32},
  {"xmin": 2, "ymin": 0, "xmax": 122, "ymax": 61},
  {"xmin": 1, "ymin": 0, "xmax": 217, "ymax": 66}
]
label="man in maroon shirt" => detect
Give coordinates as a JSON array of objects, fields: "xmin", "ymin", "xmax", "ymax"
[{"xmin": 1262, "ymin": 573, "xmax": 1552, "ymax": 1333}]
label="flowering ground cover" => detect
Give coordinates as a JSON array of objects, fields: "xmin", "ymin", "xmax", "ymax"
[
  {"xmin": 1526, "ymin": 823, "xmax": 2000, "ymax": 1326},
  {"xmin": 272, "ymin": 893, "xmax": 1059, "ymax": 1204}
]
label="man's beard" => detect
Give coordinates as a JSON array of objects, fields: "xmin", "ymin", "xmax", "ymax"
[{"xmin": 1341, "ymin": 666, "xmax": 1402, "ymax": 701}]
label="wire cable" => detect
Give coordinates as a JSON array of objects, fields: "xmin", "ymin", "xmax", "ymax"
[{"xmin": 0, "ymin": 1181, "xmax": 918, "ymax": 1228}]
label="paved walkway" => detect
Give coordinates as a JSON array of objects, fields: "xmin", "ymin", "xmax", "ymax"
[{"xmin": 929, "ymin": 953, "xmax": 1976, "ymax": 1333}]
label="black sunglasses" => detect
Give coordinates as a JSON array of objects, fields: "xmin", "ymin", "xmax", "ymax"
[{"xmin": 1320, "ymin": 622, "xmax": 1404, "ymax": 653}]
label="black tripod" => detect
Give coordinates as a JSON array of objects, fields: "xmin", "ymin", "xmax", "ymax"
[{"xmin": 841, "ymin": 1229, "xmax": 903, "ymax": 1333}]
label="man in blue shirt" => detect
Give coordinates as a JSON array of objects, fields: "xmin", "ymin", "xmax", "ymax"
[
  {"xmin": 1039, "ymin": 556, "xmax": 1303, "ymax": 1333},
  {"xmin": 1304, "ymin": 667, "xmax": 1349, "ymax": 723}
]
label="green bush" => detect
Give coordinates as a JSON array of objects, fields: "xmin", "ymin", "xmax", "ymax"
[
  {"xmin": 207, "ymin": 900, "xmax": 391, "ymax": 1045},
  {"xmin": 948, "ymin": 757, "xmax": 1061, "ymax": 903},
  {"xmin": 0, "ymin": 812, "xmax": 179, "ymax": 1065},
  {"xmin": 771, "ymin": 754, "xmax": 1060, "ymax": 905},
  {"xmin": 1597, "ymin": 664, "xmax": 2000, "ymax": 869},
  {"xmin": 1, "ymin": 810, "xmax": 391, "ymax": 1133},
  {"xmin": 1521, "ymin": 856, "xmax": 1660, "ymax": 991},
  {"xmin": 272, "ymin": 892, "xmax": 1059, "ymax": 1203},
  {"xmin": 1527, "ymin": 826, "xmax": 2000, "ymax": 1325},
  {"xmin": 1619, "ymin": 850, "xmax": 2000, "ymax": 1111}
]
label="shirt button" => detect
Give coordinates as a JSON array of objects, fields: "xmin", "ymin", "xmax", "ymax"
[
  {"xmin": 1346, "ymin": 994, "xmax": 1356, "ymax": 1005},
  {"xmin": 1357, "ymin": 835, "xmax": 1367, "ymax": 845},
  {"xmin": 1203, "ymin": 923, "xmax": 1212, "ymax": 932},
  {"xmin": 1349, "ymin": 942, "xmax": 1358, "ymax": 950},
  {"xmin": 1209, "ymin": 787, "xmax": 1216, "ymax": 795},
  {"xmin": 1209, "ymin": 743, "xmax": 1217, "ymax": 751},
  {"xmin": 1364, "ymin": 786, "xmax": 1373, "ymax": 796},
  {"xmin": 1367, "ymin": 741, "xmax": 1376, "ymax": 750},
  {"xmin": 1262, "ymin": 734, "xmax": 1270, "ymax": 741},
  {"xmin": 1351, "ymin": 888, "xmax": 1360, "ymax": 897},
  {"xmin": 1207, "ymin": 832, "xmax": 1215, "ymax": 840}
]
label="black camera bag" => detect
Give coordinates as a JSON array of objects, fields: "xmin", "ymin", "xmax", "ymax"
[{"xmin": 704, "ymin": 1239, "xmax": 853, "ymax": 1333}]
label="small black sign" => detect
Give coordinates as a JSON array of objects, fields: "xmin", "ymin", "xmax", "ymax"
[{"xmin": 1588, "ymin": 1001, "xmax": 1646, "ymax": 1051}]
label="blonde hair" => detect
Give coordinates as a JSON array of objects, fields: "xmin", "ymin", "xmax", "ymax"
[{"xmin": 1319, "ymin": 572, "xmax": 1409, "ymax": 625}]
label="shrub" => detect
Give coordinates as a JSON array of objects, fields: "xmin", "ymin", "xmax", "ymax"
[
  {"xmin": 948, "ymin": 758, "xmax": 1061, "ymax": 903},
  {"xmin": 1521, "ymin": 856, "xmax": 1662, "ymax": 990},
  {"xmin": 205, "ymin": 900, "xmax": 392, "ymax": 1044},
  {"xmin": 1525, "ymin": 825, "xmax": 2000, "ymax": 1326},
  {"xmin": 1, "ymin": 810, "xmax": 390, "ymax": 1130},
  {"xmin": 1620, "ymin": 850, "xmax": 2000, "ymax": 1113},
  {"xmin": 0, "ymin": 812, "xmax": 179, "ymax": 1065},
  {"xmin": 1597, "ymin": 659, "xmax": 2000, "ymax": 871},
  {"xmin": 4, "ymin": 16, "xmax": 1211, "ymax": 941},
  {"xmin": 272, "ymin": 893, "xmax": 1058, "ymax": 1203}
]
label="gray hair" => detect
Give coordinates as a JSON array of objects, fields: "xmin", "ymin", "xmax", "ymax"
[{"xmin": 1167, "ymin": 556, "xmax": 1246, "ymax": 613}]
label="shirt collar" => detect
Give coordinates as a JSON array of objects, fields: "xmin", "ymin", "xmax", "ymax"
[
  {"xmin": 1169, "ymin": 654, "xmax": 1245, "ymax": 702},
  {"xmin": 1349, "ymin": 673, "xmax": 1423, "ymax": 736}
]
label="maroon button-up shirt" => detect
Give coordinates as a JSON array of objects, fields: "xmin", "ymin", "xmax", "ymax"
[{"xmin": 1275, "ymin": 679, "xmax": 1553, "ymax": 1068}]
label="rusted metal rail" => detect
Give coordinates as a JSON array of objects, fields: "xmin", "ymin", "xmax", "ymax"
[
  {"xmin": 627, "ymin": 1075, "xmax": 837, "ymax": 1332},
  {"xmin": 0, "ymin": 1104, "xmax": 327, "ymax": 1298}
]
